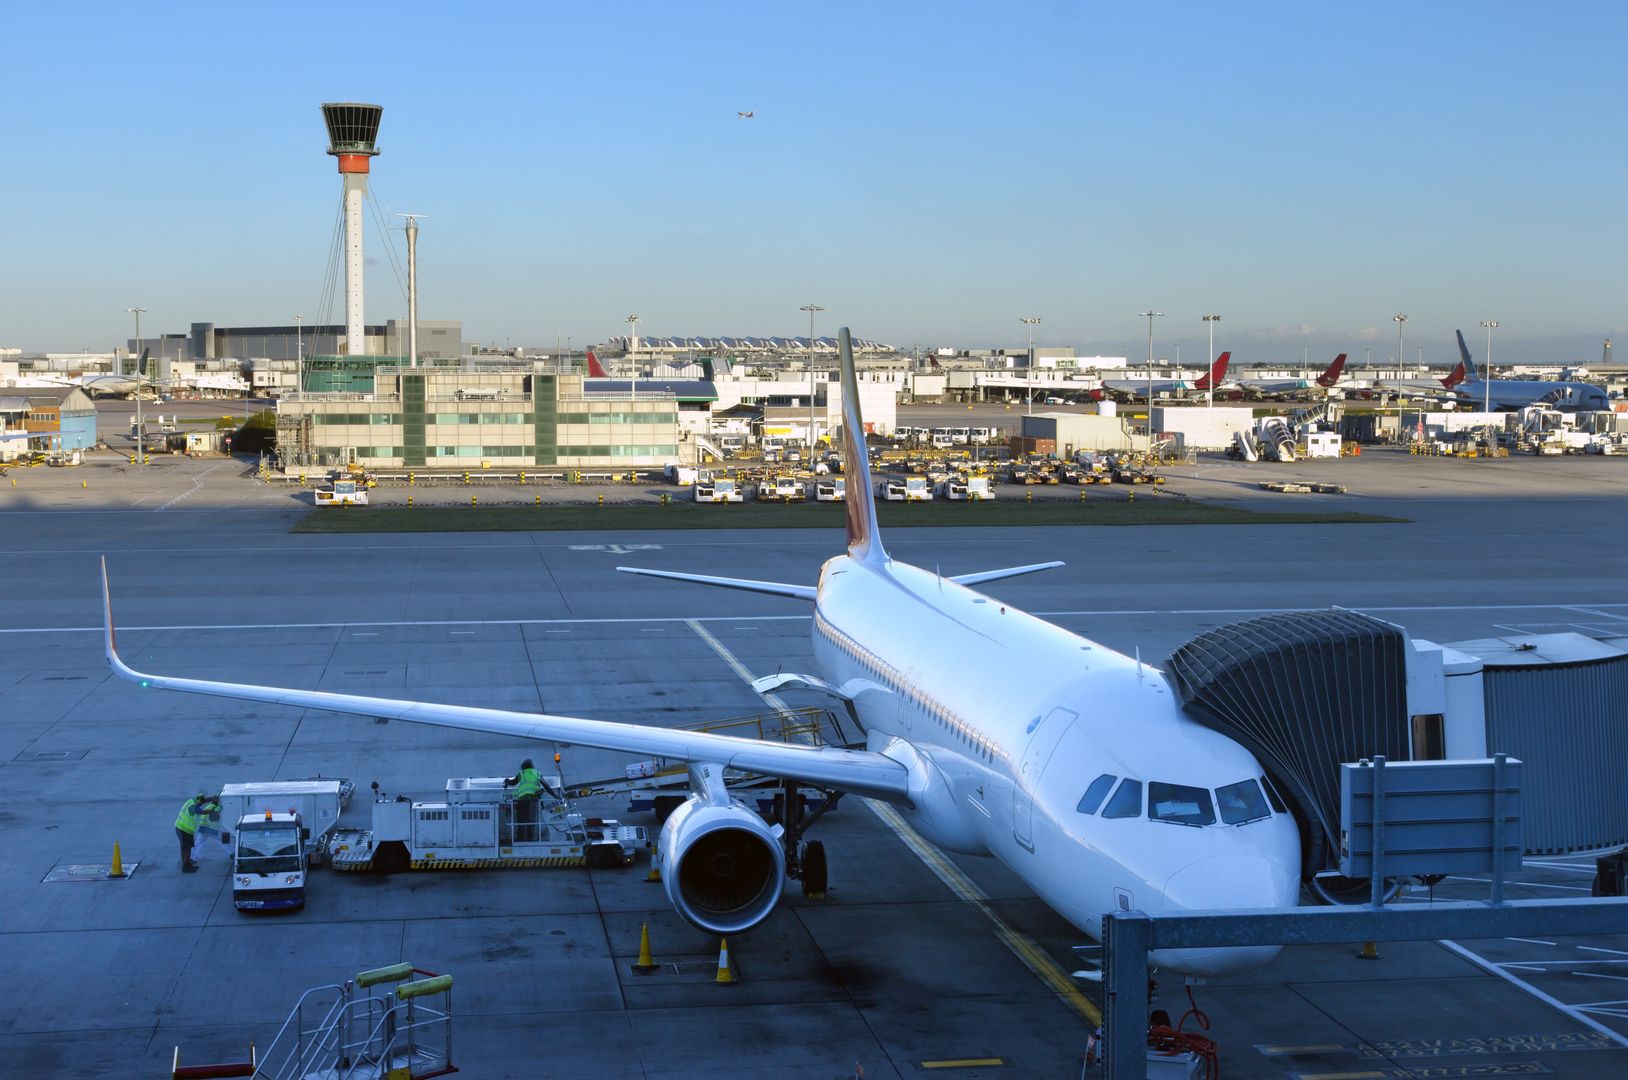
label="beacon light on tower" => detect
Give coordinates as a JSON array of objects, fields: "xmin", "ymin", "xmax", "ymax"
[{"xmin": 321, "ymin": 102, "xmax": 383, "ymax": 357}]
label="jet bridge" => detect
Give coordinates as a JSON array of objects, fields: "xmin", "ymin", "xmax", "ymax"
[{"xmin": 1165, "ymin": 609, "xmax": 1412, "ymax": 887}]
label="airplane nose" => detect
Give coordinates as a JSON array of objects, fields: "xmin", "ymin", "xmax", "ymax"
[{"xmin": 1150, "ymin": 855, "xmax": 1299, "ymax": 976}]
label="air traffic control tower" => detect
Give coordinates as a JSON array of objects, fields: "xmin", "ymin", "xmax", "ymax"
[{"xmin": 321, "ymin": 102, "xmax": 383, "ymax": 356}]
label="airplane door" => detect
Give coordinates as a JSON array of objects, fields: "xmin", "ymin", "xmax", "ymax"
[{"xmin": 1013, "ymin": 707, "xmax": 1078, "ymax": 852}]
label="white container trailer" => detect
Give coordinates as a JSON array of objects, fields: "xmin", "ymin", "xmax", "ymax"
[{"xmin": 217, "ymin": 779, "xmax": 348, "ymax": 911}]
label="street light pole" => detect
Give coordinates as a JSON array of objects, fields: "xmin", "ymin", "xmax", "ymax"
[
  {"xmin": 625, "ymin": 315, "xmax": 639, "ymax": 400},
  {"xmin": 1203, "ymin": 314, "xmax": 1221, "ymax": 411},
  {"xmin": 1480, "ymin": 320, "xmax": 1499, "ymax": 416},
  {"xmin": 294, "ymin": 314, "xmax": 303, "ymax": 395},
  {"xmin": 1393, "ymin": 313, "xmax": 1408, "ymax": 439},
  {"xmin": 1138, "ymin": 310, "xmax": 1164, "ymax": 433},
  {"xmin": 1019, "ymin": 316, "xmax": 1040, "ymax": 414},
  {"xmin": 802, "ymin": 304, "xmax": 825, "ymax": 449},
  {"xmin": 126, "ymin": 306, "xmax": 147, "ymax": 465}
]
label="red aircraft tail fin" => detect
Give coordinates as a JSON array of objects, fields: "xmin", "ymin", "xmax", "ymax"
[
  {"xmin": 1317, "ymin": 354, "xmax": 1347, "ymax": 387},
  {"xmin": 1440, "ymin": 361, "xmax": 1467, "ymax": 390},
  {"xmin": 586, "ymin": 349, "xmax": 609, "ymax": 378},
  {"xmin": 1194, "ymin": 351, "xmax": 1230, "ymax": 390}
]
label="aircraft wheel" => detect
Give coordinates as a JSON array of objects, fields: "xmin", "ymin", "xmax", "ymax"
[{"xmin": 801, "ymin": 840, "xmax": 828, "ymax": 898}]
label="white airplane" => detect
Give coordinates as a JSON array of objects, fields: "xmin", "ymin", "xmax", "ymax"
[
  {"xmin": 1100, "ymin": 352, "xmax": 1231, "ymax": 400},
  {"xmin": 1238, "ymin": 354, "xmax": 1348, "ymax": 398},
  {"xmin": 101, "ymin": 327, "xmax": 1301, "ymax": 976},
  {"xmin": 1447, "ymin": 329, "xmax": 1609, "ymax": 412}
]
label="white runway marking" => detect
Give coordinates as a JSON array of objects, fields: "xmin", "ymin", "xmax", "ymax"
[
  {"xmin": 7, "ymin": 600, "xmax": 1623, "ymax": 637},
  {"xmin": 1440, "ymin": 940, "xmax": 1628, "ymax": 1049},
  {"xmin": 1507, "ymin": 937, "xmax": 1559, "ymax": 947}
]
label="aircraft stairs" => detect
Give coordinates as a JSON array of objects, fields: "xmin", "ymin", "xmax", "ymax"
[
  {"xmin": 1255, "ymin": 416, "xmax": 1297, "ymax": 461},
  {"xmin": 253, "ymin": 963, "xmax": 456, "ymax": 1080},
  {"xmin": 690, "ymin": 434, "xmax": 729, "ymax": 462}
]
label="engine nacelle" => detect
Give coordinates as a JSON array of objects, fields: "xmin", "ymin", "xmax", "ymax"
[{"xmin": 658, "ymin": 797, "xmax": 786, "ymax": 935}]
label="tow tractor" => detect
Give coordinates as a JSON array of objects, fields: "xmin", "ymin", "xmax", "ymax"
[
  {"xmin": 330, "ymin": 775, "xmax": 648, "ymax": 873},
  {"xmin": 694, "ymin": 475, "xmax": 745, "ymax": 503},
  {"xmin": 218, "ymin": 778, "xmax": 351, "ymax": 911},
  {"xmin": 314, "ymin": 476, "xmax": 369, "ymax": 507}
]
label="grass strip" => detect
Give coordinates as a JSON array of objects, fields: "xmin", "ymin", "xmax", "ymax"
[{"xmin": 292, "ymin": 498, "xmax": 1403, "ymax": 534}]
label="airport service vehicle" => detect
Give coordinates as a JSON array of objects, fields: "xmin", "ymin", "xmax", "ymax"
[
  {"xmin": 693, "ymin": 477, "xmax": 744, "ymax": 503},
  {"xmin": 217, "ymin": 779, "xmax": 349, "ymax": 911},
  {"xmin": 815, "ymin": 476, "xmax": 846, "ymax": 501},
  {"xmin": 314, "ymin": 478, "xmax": 368, "ymax": 507},
  {"xmin": 663, "ymin": 463, "xmax": 699, "ymax": 486},
  {"xmin": 943, "ymin": 475, "xmax": 992, "ymax": 500},
  {"xmin": 877, "ymin": 478, "xmax": 906, "ymax": 501},
  {"xmin": 105, "ymin": 326, "xmax": 1304, "ymax": 978},
  {"xmin": 328, "ymin": 776, "xmax": 647, "ymax": 873},
  {"xmin": 756, "ymin": 475, "xmax": 807, "ymax": 502}
]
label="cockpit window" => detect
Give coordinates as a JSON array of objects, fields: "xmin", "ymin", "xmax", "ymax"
[
  {"xmin": 1101, "ymin": 779, "xmax": 1142, "ymax": 819},
  {"xmin": 1216, "ymin": 779, "xmax": 1271, "ymax": 825},
  {"xmin": 1260, "ymin": 774, "xmax": 1289, "ymax": 815},
  {"xmin": 1148, "ymin": 782, "xmax": 1215, "ymax": 827},
  {"xmin": 1076, "ymin": 773, "xmax": 1119, "ymax": 815}
]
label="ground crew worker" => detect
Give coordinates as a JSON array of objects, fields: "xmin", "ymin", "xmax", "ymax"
[
  {"xmin": 175, "ymin": 791, "xmax": 221, "ymax": 872},
  {"xmin": 504, "ymin": 759, "xmax": 543, "ymax": 841}
]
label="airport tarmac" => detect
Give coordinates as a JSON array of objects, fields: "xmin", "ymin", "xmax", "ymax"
[{"xmin": 3, "ymin": 466, "xmax": 1628, "ymax": 1077}]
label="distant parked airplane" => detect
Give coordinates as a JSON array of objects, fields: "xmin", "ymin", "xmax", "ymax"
[
  {"xmin": 1238, "ymin": 354, "xmax": 1347, "ymax": 398},
  {"xmin": 1100, "ymin": 352, "xmax": 1230, "ymax": 401},
  {"xmin": 1447, "ymin": 329, "xmax": 1609, "ymax": 412},
  {"xmin": 585, "ymin": 349, "xmax": 610, "ymax": 378}
]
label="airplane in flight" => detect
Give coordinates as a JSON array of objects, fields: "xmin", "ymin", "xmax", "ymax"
[
  {"xmin": 737, "ymin": 110, "xmax": 755, "ymax": 119},
  {"xmin": 1237, "ymin": 354, "xmax": 1347, "ymax": 398},
  {"xmin": 1447, "ymin": 329, "xmax": 1609, "ymax": 412},
  {"xmin": 102, "ymin": 327, "xmax": 1302, "ymax": 977},
  {"xmin": 1099, "ymin": 352, "xmax": 1231, "ymax": 401}
]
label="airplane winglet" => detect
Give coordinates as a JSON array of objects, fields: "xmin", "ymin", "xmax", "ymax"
[{"xmin": 101, "ymin": 557, "xmax": 142, "ymax": 685}]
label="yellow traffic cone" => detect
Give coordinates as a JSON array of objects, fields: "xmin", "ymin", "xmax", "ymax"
[
  {"xmin": 632, "ymin": 922, "xmax": 659, "ymax": 975},
  {"xmin": 645, "ymin": 840, "xmax": 662, "ymax": 883},
  {"xmin": 714, "ymin": 938, "xmax": 738, "ymax": 985},
  {"xmin": 108, "ymin": 841, "xmax": 125, "ymax": 879}
]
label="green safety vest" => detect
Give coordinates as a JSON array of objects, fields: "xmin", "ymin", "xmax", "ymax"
[
  {"xmin": 175, "ymin": 797, "xmax": 216, "ymax": 834},
  {"xmin": 512, "ymin": 767, "xmax": 542, "ymax": 800}
]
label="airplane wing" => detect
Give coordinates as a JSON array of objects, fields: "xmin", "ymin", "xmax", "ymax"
[
  {"xmin": 949, "ymin": 561, "xmax": 1065, "ymax": 587},
  {"xmin": 615, "ymin": 566, "xmax": 816, "ymax": 601},
  {"xmin": 100, "ymin": 560, "xmax": 905, "ymax": 800}
]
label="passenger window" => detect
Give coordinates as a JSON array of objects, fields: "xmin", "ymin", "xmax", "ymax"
[
  {"xmin": 1216, "ymin": 779, "xmax": 1271, "ymax": 825},
  {"xmin": 1260, "ymin": 775, "xmax": 1288, "ymax": 815},
  {"xmin": 1149, "ymin": 782, "xmax": 1216, "ymax": 826},
  {"xmin": 1076, "ymin": 773, "xmax": 1119, "ymax": 815},
  {"xmin": 1101, "ymin": 779, "xmax": 1142, "ymax": 819}
]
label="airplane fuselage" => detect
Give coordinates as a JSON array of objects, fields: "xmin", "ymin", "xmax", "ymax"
[
  {"xmin": 809, "ymin": 554, "xmax": 1302, "ymax": 974},
  {"xmin": 1457, "ymin": 379, "xmax": 1609, "ymax": 412}
]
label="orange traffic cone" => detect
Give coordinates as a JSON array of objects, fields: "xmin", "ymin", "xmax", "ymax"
[
  {"xmin": 632, "ymin": 923, "xmax": 658, "ymax": 975},
  {"xmin": 108, "ymin": 841, "xmax": 126, "ymax": 879},
  {"xmin": 714, "ymin": 937, "xmax": 737, "ymax": 985}
]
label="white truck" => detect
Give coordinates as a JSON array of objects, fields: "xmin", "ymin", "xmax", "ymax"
[
  {"xmin": 330, "ymin": 777, "xmax": 648, "ymax": 874},
  {"xmin": 314, "ymin": 478, "xmax": 368, "ymax": 507},
  {"xmin": 218, "ymin": 779, "xmax": 349, "ymax": 911},
  {"xmin": 815, "ymin": 476, "xmax": 846, "ymax": 501},
  {"xmin": 694, "ymin": 476, "xmax": 744, "ymax": 503}
]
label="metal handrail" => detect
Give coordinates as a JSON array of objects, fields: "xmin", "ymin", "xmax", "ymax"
[{"xmin": 253, "ymin": 982, "xmax": 345, "ymax": 1080}]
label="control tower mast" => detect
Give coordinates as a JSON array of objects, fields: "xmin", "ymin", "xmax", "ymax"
[{"xmin": 321, "ymin": 103, "xmax": 383, "ymax": 356}]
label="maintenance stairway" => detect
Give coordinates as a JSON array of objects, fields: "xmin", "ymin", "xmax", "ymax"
[{"xmin": 256, "ymin": 962, "xmax": 456, "ymax": 1080}]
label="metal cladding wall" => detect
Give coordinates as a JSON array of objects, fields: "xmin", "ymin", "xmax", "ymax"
[
  {"xmin": 1483, "ymin": 657, "xmax": 1628, "ymax": 854},
  {"xmin": 1166, "ymin": 610, "xmax": 1411, "ymax": 874}
]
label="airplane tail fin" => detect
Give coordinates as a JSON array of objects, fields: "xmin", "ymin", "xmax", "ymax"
[
  {"xmin": 1317, "ymin": 353, "xmax": 1347, "ymax": 387},
  {"xmin": 1195, "ymin": 351, "xmax": 1231, "ymax": 390},
  {"xmin": 1441, "ymin": 360, "xmax": 1468, "ymax": 390},
  {"xmin": 837, "ymin": 327, "xmax": 888, "ymax": 567},
  {"xmin": 586, "ymin": 349, "xmax": 609, "ymax": 378},
  {"xmin": 137, "ymin": 348, "xmax": 150, "ymax": 377},
  {"xmin": 1455, "ymin": 330, "xmax": 1480, "ymax": 382}
]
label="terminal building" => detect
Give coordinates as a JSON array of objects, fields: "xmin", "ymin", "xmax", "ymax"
[{"xmin": 276, "ymin": 362, "xmax": 679, "ymax": 469}]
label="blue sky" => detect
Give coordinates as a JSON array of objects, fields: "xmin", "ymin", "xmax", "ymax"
[{"xmin": 3, "ymin": 1, "xmax": 1622, "ymax": 364}]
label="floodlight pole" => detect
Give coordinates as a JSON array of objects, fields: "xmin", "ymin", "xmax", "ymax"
[
  {"xmin": 625, "ymin": 315, "xmax": 639, "ymax": 400},
  {"xmin": 1020, "ymin": 317, "xmax": 1040, "ymax": 415},
  {"xmin": 294, "ymin": 315, "xmax": 303, "ymax": 395},
  {"xmin": 802, "ymin": 304, "xmax": 825, "ymax": 449},
  {"xmin": 1203, "ymin": 314, "xmax": 1221, "ymax": 411},
  {"xmin": 127, "ymin": 306, "xmax": 147, "ymax": 465},
  {"xmin": 1393, "ymin": 313, "xmax": 1408, "ymax": 438},
  {"xmin": 1480, "ymin": 320, "xmax": 1499, "ymax": 416},
  {"xmin": 1139, "ymin": 311, "xmax": 1164, "ymax": 436}
]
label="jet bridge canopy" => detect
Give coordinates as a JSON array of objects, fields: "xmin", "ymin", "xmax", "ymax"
[{"xmin": 1165, "ymin": 609, "xmax": 1411, "ymax": 876}]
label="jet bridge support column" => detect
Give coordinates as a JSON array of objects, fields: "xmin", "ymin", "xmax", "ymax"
[{"xmin": 1102, "ymin": 912, "xmax": 1152, "ymax": 1080}]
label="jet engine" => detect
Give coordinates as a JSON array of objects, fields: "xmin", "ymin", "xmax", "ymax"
[{"xmin": 659, "ymin": 797, "xmax": 786, "ymax": 935}]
